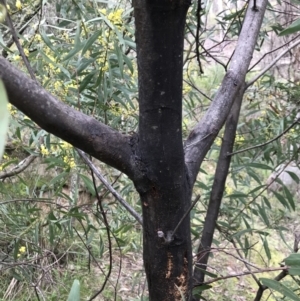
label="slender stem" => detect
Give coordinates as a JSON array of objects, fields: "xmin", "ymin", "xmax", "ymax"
[
  {"xmin": 172, "ymin": 195, "xmax": 200, "ymax": 238},
  {"xmin": 228, "ymin": 119, "xmax": 298, "ymax": 156},
  {"xmin": 246, "ymin": 39, "xmax": 300, "ymax": 88},
  {"xmin": 76, "ymin": 148, "xmax": 143, "ymax": 225}
]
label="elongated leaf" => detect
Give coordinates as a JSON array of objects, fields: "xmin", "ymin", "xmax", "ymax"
[
  {"xmin": 192, "ymin": 285, "xmax": 212, "ymax": 296},
  {"xmin": 273, "ymin": 191, "xmax": 290, "ymax": 209},
  {"xmin": 67, "ymin": 279, "xmax": 80, "ymax": 301},
  {"xmin": 285, "ymin": 253, "xmax": 300, "ymax": 266},
  {"xmin": 260, "ymin": 278, "xmax": 300, "ymax": 301},
  {"xmin": 79, "ymin": 174, "xmax": 96, "ymax": 196},
  {"xmin": 279, "ymin": 18, "xmax": 300, "ymax": 36},
  {"xmin": 81, "ymin": 30, "xmax": 102, "ymax": 56},
  {"xmin": 289, "ymin": 267, "xmax": 300, "ymax": 276},
  {"xmin": 283, "ymin": 186, "xmax": 295, "ymax": 211},
  {"xmin": 0, "ymin": 80, "xmax": 9, "ymax": 161},
  {"xmin": 246, "ymin": 163, "xmax": 273, "ymax": 170},
  {"xmin": 194, "ymin": 267, "xmax": 218, "ymax": 278},
  {"xmin": 286, "ymin": 171, "xmax": 300, "ymax": 184}
]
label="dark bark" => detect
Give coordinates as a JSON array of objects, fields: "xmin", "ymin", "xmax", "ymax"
[
  {"xmin": 133, "ymin": 0, "xmax": 193, "ymax": 300},
  {"xmin": 0, "ymin": 57, "xmax": 135, "ymax": 179},
  {"xmin": 192, "ymin": 86, "xmax": 245, "ymax": 300}
]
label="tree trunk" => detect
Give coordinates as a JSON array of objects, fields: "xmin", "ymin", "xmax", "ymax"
[{"xmin": 133, "ymin": 0, "xmax": 193, "ymax": 300}]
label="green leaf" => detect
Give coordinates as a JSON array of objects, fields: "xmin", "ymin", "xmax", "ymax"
[
  {"xmin": 286, "ymin": 171, "xmax": 300, "ymax": 184},
  {"xmin": 273, "ymin": 191, "xmax": 290, "ymax": 209},
  {"xmin": 283, "ymin": 186, "xmax": 295, "ymax": 211},
  {"xmin": 192, "ymin": 285, "xmax": 212, "ymax": 296},
  {"xmin": 49, "ymin": 172, "xmax": 68, "ymax": 187},
  {"xmin": 67, "ymin": 279, "xmax": 80, "ymax": 301},
  {"xmin": 289, "ymin": 267, "xmax": 300, "ymax": 276},
  {"xmin": 79, "ymin": 174, "xmax": 96, "ymax": 196},
  {"xmin": 194, "ymin": 267, "xmax": 218, "ymax": 278},
  {"xmin": 261, "ymin": 235, "xmax": 271, "ymax": 260},
  {"xmin": 260, "ymin": 278, "xmax": 300, "ymax": 301},
  {"xmin": 40, "ymin": 30, "xmax": 56, "ymax": 53},
  {"xmin": 285, "ymin": 253, "xmax": 300, "ymax": 266},
  {"xmin": 81, "ymin": 30, "xmax": 102, "ymax": 56},
  {"xmin": 279, "ymin": 18, "xmax": 300, "ymax": 36},
  {"xmin": 245, "ymin": 163, "xmax": 273, "ymax": 171},
  {"xmin": 0, "ymin": 80, "xmax": 9, "ymax": 161}
]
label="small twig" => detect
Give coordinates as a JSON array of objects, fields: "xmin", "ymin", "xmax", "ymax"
[
  {"xmin": 76, "ymin": 149, "xmax": 143, "ymax": 225},
  {"xmin": 246, "ymin": 39, "xmax": 300, "ymax": 88},
  {"xmin": 172, "ymin": 195, "xmax": 200, "ymax": 238},
  {"xmin": 0, "ymin": 198, "xmax": 53, "ymax": 205},
  {"xmin": 196, "ymin": 266, "xmax": 288, "ymax": 286},
  {"xmin": 88, "ymin": 169, "xmax": 113, "ymax": 301},
  {"xmin": 227, "ymin": 119, "xmax": 299, "ymax": 156},
  {"xmin": 195, "ymin": 0, "xmax": 203, "ymax": 74},
  {"xmin": 0, "ymin": 0, "xmax": 36, "ymax": 80},
  {"xmin": 0, "ymin": 154, "xmax": 37, "ymax": 180},
  {"xmin": 183, "ymin": 79, "xmax": 212, "ymax": 101}
]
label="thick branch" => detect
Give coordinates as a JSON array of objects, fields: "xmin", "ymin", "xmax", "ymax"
[
  {"xmin": 184, "ymin": 0, "xmax": 268, "ymax": 186},
  {"xmin": 193, "ymin": 86, "xmax": 245, "ymax": 295},
  {"xmin": 0, "ymin": 56, "xmax": 135, "ymax": 179}
]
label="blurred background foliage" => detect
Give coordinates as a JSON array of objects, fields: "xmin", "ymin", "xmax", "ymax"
[{"xmin": 1, "ymin": 0, "xmax": 300, "ymax": 300}]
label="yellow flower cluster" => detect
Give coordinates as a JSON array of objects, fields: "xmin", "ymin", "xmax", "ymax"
[
  {"xmin": 61, "ymin": 141, "xmax": 76, "ymax": 169},
  {"xmin": 63, "ymin": 156, "xmax": 76, "ymax": 169},
  {"xmin": 7, "ymin": 103, "xmax": 17, "ymax": 116},
  {"xmin": 100, "ymin": 8, "xmax": 124, "ymax": 26},
  {"xmin": 235, "ymin": 134, "xmax": 244, "ymax": 145},
  {"xmin": 97, "ymin": 56, "xmax": 109, "ymax": 72},
  {"xmin": 40, "ymin": 144, "xmax": 50, "ymax": 156},
  {"xmin": 17, "ymin": 246, "xmax": 26, "ymax": 257},
  {"xmin": 225, "ymin": 185, "xmax": 233, "ymax": 195},
  {"xmin": 61, "ymin": 141, "xmax": 73, "ymax": 150},
  {"xmin": 15, "ymin": 0, "xmax": 22, "ymax": 10},
  {"xmin": 215, "ymin": 137, "xmax": 222, "ymax": 146},
  {"xmin": 183, "ymin": 84, "xmax": 192, "ymax": 95}
]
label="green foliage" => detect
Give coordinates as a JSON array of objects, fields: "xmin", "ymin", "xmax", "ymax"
[
  {"xmin": 67, "ymin": 279, "xmax": 80, "ymax": 301},
  {"xmin": 0, "ymin": 80, "xmax": 9, "ymax": 161},
  {"xmin": 1, "ymin": 0, "xmax": 300, "ymax": 300},
  {"xmin": 279, "ymin": 18, "xmax": 300, "ymax": 36}
]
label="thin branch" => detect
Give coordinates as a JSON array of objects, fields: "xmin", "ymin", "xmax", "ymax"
[
  {"xmin": 195, "ymin": 0, "xmax": 203, "ymax": 74},
  {"xmin": 230, "ymin": 238, "xmax": 261, "ymax": 287},
  {"xmin": 88, "ymin": 169, "xmax": 113, "ymax": 301},
  {"xmin": 183, "ymin": 79, "xmax": 212, "ymax": 102},
  {"xmin": 76, "ymin": 149, "xmax": 143, "ymax": 225},
  {"xmin": 230, "ymin": 151, "xmax": 299, "ymax": 225},
  {"xmin": 228, "ymin": 118, "xmax": 299, "ymax": 156},
  {"xmin": 0, "ymin": 154, "xmax": 37, "ymax": 180},
  {"xmin": 246, "ymin": 38, "xmax": 300, "ymax": 88},
  {"xmin": 0, "ymin": 198, "xmax": 53, "ymax": 205},
  {"xmin": 197, "ymin": 266, "xmax": 288, "ymax": 286},
  {"xmin": 0, "ymin": 0, "xmax": 36, "ymax": 80},
  {"xmin": 253, "ymin": 222, "xmax": 300, "ymax": 301},
  {"xmin": 172, "ymin": 195, "xmax": 200, "ymax": 239}
]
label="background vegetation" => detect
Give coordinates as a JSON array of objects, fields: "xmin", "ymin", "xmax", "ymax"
[{"xmin": 1, "ymin": 0, "xmax": 300, "ymax": 300}]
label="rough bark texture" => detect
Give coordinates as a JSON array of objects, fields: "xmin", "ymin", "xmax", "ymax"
[
  {"xmin": 133, "ymin": 1, "xmax": 193, "ymax": 300},
  {"xmin": 0, "ymin": 57, "xmax": 135, "ymax": 178}
]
